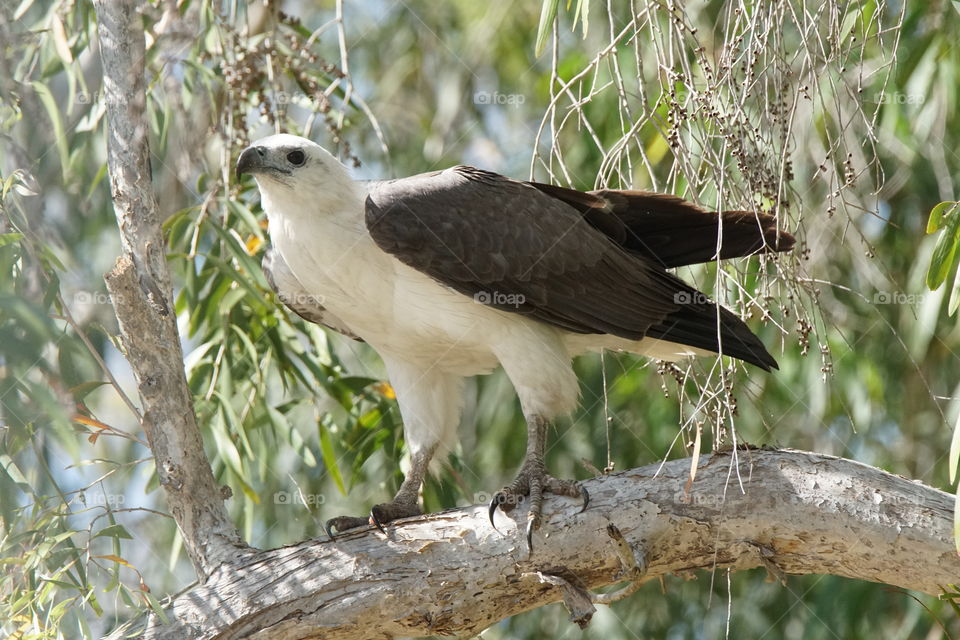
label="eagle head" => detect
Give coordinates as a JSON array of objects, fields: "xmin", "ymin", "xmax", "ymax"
[{"xmin": 236, "ymin": 134, "xmax": 353, "ymax": 204}]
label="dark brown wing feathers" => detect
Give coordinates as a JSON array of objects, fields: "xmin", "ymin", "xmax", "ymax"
[
  {"xmin": 529, "ymin": 182, "xmax": 794, "ymax": 268},
  {"xmin": 365, "ymin": 166, "xmax": 791, "ymax": 370}
]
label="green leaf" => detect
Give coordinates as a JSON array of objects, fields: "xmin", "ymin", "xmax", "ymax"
[
  {"xmin": 93, "ymin": 524, "xmax": 133, "ymax": 540},
  {"xmin": 38, "ymin": 577, "xmax": 79, "ymax": 591},
  {"xmin": 927, "ymin": 200, "xmax": 959, "ymax": 234},
  {"xmin": 951, "ymin": 410, "xmax": 960, "ymax": 485},
  {"xmin": 143, "ymin": 590, "xmax": 169, "ymax": 623},
  {"xmin": 838, "ymin": 6, "xmax": 861, "ymax": 43},
  {"xmin": 318, "ymin": 417, "xmax": 346, "ymax": 495},
  {"xmin": 227, "ymin": 200, "xmax": 264, "ymax": 239},
  {"xmin": 211, "ymin": 410, "xmax": 244, "ymax": 481},
  {"xmin": 534, "ymin": 0, "xmax": 561, "ymax": 57},
  {"xmin": 0, "ymin": 232, "xmax": 23, "ymax": 248},
  {"xmin": 572, "ymin": 0, "xmax": 589, "ymax": 39},
  {"xmin": 338, "ymin": 376, "xmax": 380, "ymax": 395},
  {"xmin": 0, "ymin": 454, "xmax": 29, "ymax": 486},
  {"xmin": 13, "ymin": 0, "xmax": 35, "ymax": 20},
  {"xmin": 926, "ymin": 209, "xmax": 960, "ymax": 289},
  {"xmin": 949, "ymin": 263, "xmax": 960, "ymax": 316},
  {"xmin": 68, "ymin": 381, "xmax": 110, "ymax": 402},
  {"xmin": 229, "ymin": 324, "xmax": 263, "ymax": 386},
  {"xmin": 31, "ymin": 82, "xmax": 70, "ymax": 181}
]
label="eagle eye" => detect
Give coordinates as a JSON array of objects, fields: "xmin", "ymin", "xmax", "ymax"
[{"xmin": 286, "ymin": 150, "xmax": 306, "ymax": 166}]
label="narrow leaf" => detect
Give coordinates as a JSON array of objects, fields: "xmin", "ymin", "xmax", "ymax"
[
  {"xmin": 951, "ymin": 410, "xmax": 960, "ymax": 484},
  {"xmin": 534, "ymin": 0, "xmax": 561, "ymax": 57},
  {"xmin": 927, "ymin": 201, "xmax": 958, "ymax": 234},
  {"xmin": 0, "ymin": 233, "xmax": 23, "ymax": 248},
  {"xmin": 949, "ymin": 263, "xmax": 960, "ymax": 316},
  {"xmin": 31, "ymin": 82, "xmax": 70, "ymax": 181},
  {"xmin": 93, "ymin": 524, "xmax": 133, "ymax": 540},
  {"xmin": 50, "ymin": 13, "xmax": 74, "ymax": 64},
  {"xmin": 318, "ymin": 418, "xmax": 346, "ymax": 495},
  {"xmin": 926, "ymin": 212, "xmax": 960, "ymax": 289},
  {"xmin": 93, "ymin": 554, "xmax": 132, "ymax": 568}
]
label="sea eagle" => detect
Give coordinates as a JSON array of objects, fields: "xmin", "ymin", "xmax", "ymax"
[{"xmin": 236, "ymin": 134, "xmax": 794, "ymax": 547}]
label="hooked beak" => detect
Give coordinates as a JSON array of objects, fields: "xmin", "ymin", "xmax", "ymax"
[{"xmin": 236, "ymin": 145, "xmax": 267, "ymax": 182}]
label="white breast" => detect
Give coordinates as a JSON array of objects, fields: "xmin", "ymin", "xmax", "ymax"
[{"xmin": 263, "ymin": 189, "xmax": 508, "ymax": 374}]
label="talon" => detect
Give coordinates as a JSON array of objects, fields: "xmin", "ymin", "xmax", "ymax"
[
  {"xmin": 580, "ymin": 484, "xmax": 590, "ymax": 512},
  {"xmin": 369, "ymin": 507, "xmax": 387, "ymax": 534},
  {"xmin": 324, "ymin": 519, "xmax": 338, "ymax": 540},
  {"xmin": 525, "ymin": 518, "xmax": 536, "ymax": 552},
  {"xmin": 488, "ymin": 492, "xmax": 506, "ymax": 531}
]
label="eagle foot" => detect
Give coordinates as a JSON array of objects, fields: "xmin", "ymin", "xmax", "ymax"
[
  {"xmin": 488, "ymin": 464, "xmax": 589, "ymax": 552},
  {"xmin": 324, "ymin": 499, "xmax": 422, "ymax": 539}
]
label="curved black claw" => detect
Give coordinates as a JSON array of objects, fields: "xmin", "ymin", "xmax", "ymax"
[
  {"xmin": 488, "ymin": 492, "xmax": 507, "ymax": 531},
  {"xmin": 489, "ymin": 477, "xmax": 590, "ymax": 552},
  {"xmin": 368, "ymin": 506, "xmax": 388, "ymax": 534}
]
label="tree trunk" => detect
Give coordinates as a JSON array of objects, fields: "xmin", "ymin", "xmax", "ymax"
[{"xmin": 94, "ymin": 0, "xmax": 246, "ymax": 578}]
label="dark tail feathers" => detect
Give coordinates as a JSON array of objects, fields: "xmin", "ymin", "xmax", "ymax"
[{"xmin": 645, "ymin": 279, "xmax": 778, "ymax": 371}]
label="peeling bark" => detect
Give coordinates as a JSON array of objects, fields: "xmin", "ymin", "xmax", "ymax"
[
  {"xmin": 122, "ymin": 449, "xmax": 956, "ymax": 639},
  {"xmin": 94, "ymin": 0, "xmax": 246, "ymax": 578}
]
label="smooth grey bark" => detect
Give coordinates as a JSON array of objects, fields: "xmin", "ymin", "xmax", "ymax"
[
  {"xmin": 124, "ymin": 449, "xmax": 957, "ymax": 640},
  {"xmin": 94, "ymin": 0, "xmax": 246, "ymax": 578}
]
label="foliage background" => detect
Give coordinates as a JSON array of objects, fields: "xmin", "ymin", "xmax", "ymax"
[{"xmin": 1, "ymin": 0, "xmax": 959, "ymax": 638}]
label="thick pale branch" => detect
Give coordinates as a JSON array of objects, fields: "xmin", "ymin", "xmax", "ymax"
[
  {"xmin": 131, "ymin": 449, "xmax": 957, "ymax": 639},
  {"xmin": 94, "ymin": 0, "xmax": 245, "ymax": 577}
]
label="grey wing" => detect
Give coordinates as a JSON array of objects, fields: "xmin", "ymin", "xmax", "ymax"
[
  {"xmin": 262, "ymin": 246, "xmax": 362, "ymax": 341},
  {"xmin": 364, "ymin": 166, "xmax": 681, "ymax": 339}
]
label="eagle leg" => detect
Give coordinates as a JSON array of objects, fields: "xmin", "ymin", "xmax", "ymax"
[
  {"xmin": 489, "ymin": 414, "xmax": 589, "ymax": 551},
  {"xmin": 324, "ymin": 447, "xmax": 434, "ymax": 539}
]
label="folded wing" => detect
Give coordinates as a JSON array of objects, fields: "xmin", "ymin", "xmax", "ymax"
[{"xmin": 365, "ymin": 166, "xmax": 788, "ymax": 370}]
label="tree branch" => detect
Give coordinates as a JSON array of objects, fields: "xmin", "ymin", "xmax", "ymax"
[
  {"xmin": 94, "ymin": 0, "xmax": 245, "ymax": 578},
  {"xmin": 123, "ymin": 449, "xmax": 956, "ymax": 639}
]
